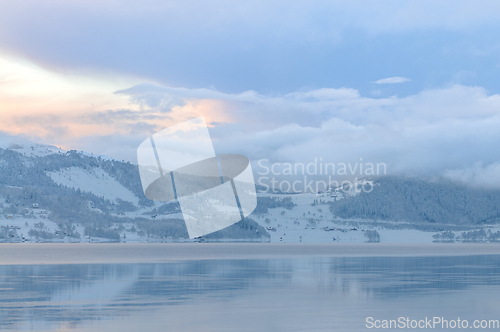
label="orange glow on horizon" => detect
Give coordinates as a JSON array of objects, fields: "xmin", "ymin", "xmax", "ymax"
[{"xmin": 0, "ymin": 54, "xmax": 235, "ymax": 148}]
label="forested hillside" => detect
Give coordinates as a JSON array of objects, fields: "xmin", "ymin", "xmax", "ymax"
[
  {"xmin": 3, "ymin": 143, "xmax": 499, "ymax": 244},
  {"xmin": 0, "ymin": 147, "xmax": 269, "ymax": 242},
  {"xmin": 329, "ymin": 177, "xmax": 500, "ymax": 224}
]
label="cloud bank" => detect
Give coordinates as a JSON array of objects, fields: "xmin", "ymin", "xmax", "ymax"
[
  {"xmin": 4, "ymin": 76, "xmax": 498, "ymax": 187},
  {"xmin": 374, "ymin": 77, "xmax": 411, "ymax": 84}
]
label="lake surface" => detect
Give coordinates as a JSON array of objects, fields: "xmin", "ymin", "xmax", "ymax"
[{"xmin": 1, "ymin": 244, "xmax": 500, "ymax": 331}]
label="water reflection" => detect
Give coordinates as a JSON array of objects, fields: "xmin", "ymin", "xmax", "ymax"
[{"xmin": 1, "ymin": 256, "xmax": 500, "ymax": 331}]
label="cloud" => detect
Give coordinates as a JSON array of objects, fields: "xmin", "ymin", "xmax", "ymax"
[
  {"xmin": 2, "ymin": 52, "xmax": 500, "ymax": 188},
  {"xmin": 0, "ymin": 54, "xmax": 152, "ymax": 139},
  {"xmin": 373, "ymin": 77, "xmax": 411, "ymax": 84},
  {"xmin": 444, "ymin": 163, "xmax": 500, "ymax": 190},
  {"xmin": 101, "ymin": 83, "xmax": 500, "ymax": 189},
  {"xmin": 1, "ymin": 1, "xmax": 500, "ymax": 94},
  {"xmin": 0, "ymin": 54, "xmax": 144, "ymax": 134}
]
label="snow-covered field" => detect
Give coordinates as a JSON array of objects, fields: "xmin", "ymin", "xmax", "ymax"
[
  {"xmin": 250, "ymin": 192, "xmax": 438, "ymax": 243},
  {"xmin": 48, "ymin": 167, "xmax": 139, "ymax": 205},
  {"xmin": 0, "ymin": 215, "xmax": 73, "ymax": 243}
]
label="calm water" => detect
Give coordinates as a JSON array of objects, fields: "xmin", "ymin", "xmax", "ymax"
[{"xmin": 1, "ymin": 246, "xmax": 500, "ymax": 331}]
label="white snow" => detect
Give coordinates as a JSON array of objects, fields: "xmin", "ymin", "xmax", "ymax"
[
  {"xmin": 47, "ymin": 167, "xmax": 139, "ymax": 204},
  {"xmin": 0, "ymin": 216, "xmax": 60, "ymax": 242},
  {"xmin": 251, "ymin": 191, "xmax": 439, "ymax": 243},
  {"xmin": 0, "ymin": 131, "xmax": 120, "ymax": 160}
]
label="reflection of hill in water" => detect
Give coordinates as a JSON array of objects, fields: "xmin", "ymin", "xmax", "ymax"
[
  {"xmin": 2, "ymin": 255, "xmax": 500, "ymax": 329},
  {"xmin": 325, "ymin": 256, "xmax": 500, "ymax": 297}
]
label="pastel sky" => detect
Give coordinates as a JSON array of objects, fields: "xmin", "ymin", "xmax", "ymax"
[{"xmin": 1, "ymin": 0, "xmax": 500, "ymax": 187}]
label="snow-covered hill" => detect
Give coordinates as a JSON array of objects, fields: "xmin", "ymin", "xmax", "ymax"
[
  {"xmin": 0, "ymin": 131, "xmax": 499, "ymax": 244},
  {"xmin": 250, "ymin": 192, "xmax": 437, "ymax": 243},
  {"xmin": 48, "ymin": 167, "xmax": 139, "ymax": 205},
  {"xmin": 0, "ymin": 134, "xmax": 269, "ymax": 243},
  {"xmin": 0, "ymin": 131, "xmax": 64, "ymax": 157}
]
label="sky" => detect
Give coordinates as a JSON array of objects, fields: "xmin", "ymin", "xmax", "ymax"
[{"xmin": 1, "ymin": 0, "xmax": 500, "ymax": 187}]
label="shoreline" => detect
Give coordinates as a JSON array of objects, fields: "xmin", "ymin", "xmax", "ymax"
[{"xmin": 2, "ymin": 243, "xmax": 500, "ymax": 265}]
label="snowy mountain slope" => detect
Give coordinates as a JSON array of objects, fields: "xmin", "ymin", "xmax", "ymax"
[
  {"xmin": 329, "ymin": 176, "xmax": 500, "ymax": 224},
  {"xmin": 0, "ymin": 131, "xmax": 119, "ymax": 161},
  {"xmin": 0, "ymin": 131, "xmax": 64, "ymax": 157},
  {"xmin": 0, "ymin": 132, "xmax": 498, "ymax": 244},
  {"xmin": 0, "ymin": 145, "xmax": 269, "ymax": 243},
  {"xmin": 48, "ymin": 167, "xmax": 139, "ymax": 204}
]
